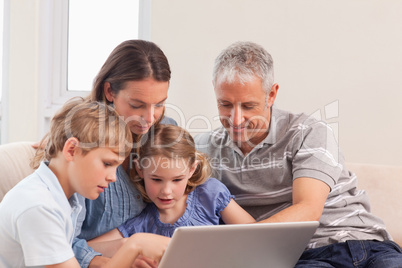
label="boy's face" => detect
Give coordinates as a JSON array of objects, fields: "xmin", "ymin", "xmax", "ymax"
[{"xmin": 69, "ymin": 147, "xmax": 125, "ymax": 200}]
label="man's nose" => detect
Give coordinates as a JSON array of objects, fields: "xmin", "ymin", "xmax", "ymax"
[{"xmin": 231, "ymin": 106, "xmax": 244, "ymax": 127}]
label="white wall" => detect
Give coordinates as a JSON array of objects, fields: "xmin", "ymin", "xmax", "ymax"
[
  {"xmin": 150, "ymin": 0, "xmax": 402, "ymax": 166},
  {"xmin": 3, "ymin": 0, "xmax": 402, "ymax": 166},
  {"xmin": 2, "ymin": 0, "xmax": 39, "ymax": 143}
]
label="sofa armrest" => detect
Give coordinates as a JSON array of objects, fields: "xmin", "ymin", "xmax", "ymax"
[
  {"xmin": 346, "ymin": 162, "xmax": 402, "ymax": 247},
  {"xmin": 0, "ymin": 142, "xmax": 36, "ymax": 202}
]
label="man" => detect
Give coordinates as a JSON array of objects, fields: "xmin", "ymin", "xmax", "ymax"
[{"xmin": 195, "ymin": 41, "xmax": 402, "ymax": 267}]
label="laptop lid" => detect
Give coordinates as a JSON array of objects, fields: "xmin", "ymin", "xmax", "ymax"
[{"xmin": 158, "ymin": 221, "xmax": 319, "ymax": 268}]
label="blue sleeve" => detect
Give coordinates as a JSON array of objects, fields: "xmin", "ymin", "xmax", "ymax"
[
  {"xmin": 117, "ymin": 214, "xmax": 143, "ymax": 238},
  {"xmin": 73, "ymin": 194, "xmax": 102, "ymax": 268},
  {"xmin": 72, "ymin": 237, "xmax": 101, "ymax": 268},
  {"xmin": 198, "ymin": 178, "xmax": 234, "ymax": 216},
  {"xmin": 160, "ymin": 116, "xmax": 178, "ymax": 126}
]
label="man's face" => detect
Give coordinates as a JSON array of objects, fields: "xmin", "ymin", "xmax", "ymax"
[{"xmin": 214, "ymin": 76, "xmax": 278, "ymax": 153}]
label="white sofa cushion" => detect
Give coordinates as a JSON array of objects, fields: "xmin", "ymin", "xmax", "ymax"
[{"xmin": 0, "ymin": 142, "xmax": 36, "ymax": 202}]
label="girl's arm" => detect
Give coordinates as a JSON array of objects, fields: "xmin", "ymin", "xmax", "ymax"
[{"xmin": 220, "ymin": 199, "xmax": 256, "ymax": 224}]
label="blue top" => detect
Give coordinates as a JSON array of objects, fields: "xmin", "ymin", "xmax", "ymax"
[
  {"xmin": 118, "ymin": 178, "xmax": 234, "ymax": 238},
  {"xmin": 73, "ymin": 116, "xmax": 177, "ymax": 267}
]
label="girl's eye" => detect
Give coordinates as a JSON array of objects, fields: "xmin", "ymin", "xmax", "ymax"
[
  {"xmin": 103, "ymin": 162, "xmax": 111, "ymax": 167},
  {"xmin": 173, "ymin": 179, "xmax": 183, "ymax": 182},
  {"xmin": 151, "ymin": 178, "xmax": 162, "ymax": 182}
]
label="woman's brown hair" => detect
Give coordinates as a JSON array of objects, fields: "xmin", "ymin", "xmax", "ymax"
[{"xmin": 89, "ymin": 39, "xmax": 171, "ymax": 104}]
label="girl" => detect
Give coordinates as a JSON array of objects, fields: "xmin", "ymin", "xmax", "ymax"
[
  {"xmin": 0, "ymin": 98, "xmax": 169, "ymax": 268},
  {"xmin": 88, "ymin": 124, "xmax": 255, "ymax": 250}
]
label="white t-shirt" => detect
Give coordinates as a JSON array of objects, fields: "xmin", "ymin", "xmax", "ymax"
[{"xmin": 0, "ymin": 162, "xmax": 82, "ymax": 267}]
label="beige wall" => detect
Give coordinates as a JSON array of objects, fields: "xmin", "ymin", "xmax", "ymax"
[
  {"xmin": 3, "ymin": 0, "xmax": 402, "ymax": 166},
  {"xmin": 150, "ymin": 0, "xmax": 402, "ymax": 166}
]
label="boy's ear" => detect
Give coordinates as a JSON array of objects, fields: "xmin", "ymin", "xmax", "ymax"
[
  {"xmin": 63, "ymin": 137, "xmax": 80, "ymax": 161},
  {"xmin": 134, "ymin": 159, "xmax": 144, "ymax": 178}
]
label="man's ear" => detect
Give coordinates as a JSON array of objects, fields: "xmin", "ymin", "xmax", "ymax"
[
  {"xmin": 266, "ymin": 83, "xmax": 279, "ymax": 108},
  {"xmin": 134, "ymin": 160, "xmax": 144, "ymax": 178},
  {"xmin": 63, "ymin": 137, "xmax": 80, "ymax": 161},
  {"xmin": 104, "ymin": 82, "xmax": 114, "ymax": 103}
]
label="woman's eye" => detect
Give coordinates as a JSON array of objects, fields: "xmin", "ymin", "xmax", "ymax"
[{"xmin": 130, "ymin": 104, "xmax": 141, "ymax": 109}]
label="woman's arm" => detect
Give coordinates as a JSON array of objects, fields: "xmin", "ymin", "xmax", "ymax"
[
  {"xmin": 88, "ymin": 228, "xmax": 123, "ymax": 243},
  {"xmin": 220, "ymin": 199, "xmax": 256, "ymax": 224}
]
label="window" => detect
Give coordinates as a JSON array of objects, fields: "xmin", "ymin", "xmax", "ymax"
[
  {"xmin": 38, "ymin": 0, "xmax": 149, "ymax": 137},
  {"xmin": 68, "ymin": 0, "xmax": 140, "ymax": 92}
]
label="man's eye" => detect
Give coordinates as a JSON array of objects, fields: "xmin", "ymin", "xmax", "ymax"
[
  {"xmin": 243, "ymin": 106, "xmax": 255, "ymax": 110},
  {"xmin": 155, "ymin": 103, "xmax": 164, "ymax": 108}
]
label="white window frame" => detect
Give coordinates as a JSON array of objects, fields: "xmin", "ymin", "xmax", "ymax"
[{"xmin": 38, "ymin": 0, "xmax": 151, "ymax": 137}]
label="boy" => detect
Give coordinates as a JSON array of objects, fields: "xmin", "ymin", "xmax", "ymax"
[{"xmin": 0, "ymin": 98, "xmax": 168, "ymax": 268}]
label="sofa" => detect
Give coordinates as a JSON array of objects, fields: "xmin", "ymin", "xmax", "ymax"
[{"xmin": 0, "ymin": 142, "xmax": 401, "ymax": 247}]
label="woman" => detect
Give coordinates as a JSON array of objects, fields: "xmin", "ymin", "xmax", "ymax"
[{"xmin": 73, "ymin": 40, "xmax": 177, "ymax": 268}]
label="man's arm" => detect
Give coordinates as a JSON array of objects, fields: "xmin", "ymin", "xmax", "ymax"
[{"xmin": 259, "ymin": 177, "xmax": 330, "ymax": 223}]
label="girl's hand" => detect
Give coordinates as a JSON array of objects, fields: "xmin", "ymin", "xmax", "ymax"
[
  {"xmin": 132, "ymin": 255, "xmax": 158, "ymax": 268},
  {"xmin": 128, "ymin": 233, "xmax": 170, "ymax": 263}
]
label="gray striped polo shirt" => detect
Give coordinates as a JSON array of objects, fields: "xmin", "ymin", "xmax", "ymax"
[{"xmin": 195, "ymin": 107, "xmax": 391, "ymax": 248}]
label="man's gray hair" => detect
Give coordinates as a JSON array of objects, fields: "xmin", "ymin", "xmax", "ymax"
[{"xmin": 213, "ymin": 41, "xmax": 274, "ymax": 94}]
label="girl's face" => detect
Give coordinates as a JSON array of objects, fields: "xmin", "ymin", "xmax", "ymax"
[
  {"xmin": 104, "ymin": 78, "xmax": 169, "ymax": 135},
  {"xmin": 137, "ymin": 155, "xmax": 197, "ymax": 213}
]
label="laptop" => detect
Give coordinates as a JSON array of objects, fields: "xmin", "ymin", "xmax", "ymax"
[{"xmin": 158, "ymin": 221, "xmax": 319, "ymax": 268}]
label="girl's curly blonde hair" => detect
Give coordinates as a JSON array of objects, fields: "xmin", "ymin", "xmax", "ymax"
[{"xmin": 131, "ymin": 124, "xmax": 211, "ymax": 203}]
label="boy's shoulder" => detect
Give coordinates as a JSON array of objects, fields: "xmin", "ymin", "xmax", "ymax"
[{"xmin": 0, "ymin": 172, "xmax": 58, "ymax": 215}]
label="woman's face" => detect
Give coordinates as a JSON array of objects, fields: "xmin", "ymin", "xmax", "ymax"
[{"xmin": 104, "ymin": 78, "xmax": 169, "ymax": 135}]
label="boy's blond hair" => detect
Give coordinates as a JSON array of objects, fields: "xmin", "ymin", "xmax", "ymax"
[{"xmin": 32, "ymin": 97, "xmax": 133, "ymax": 168}]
